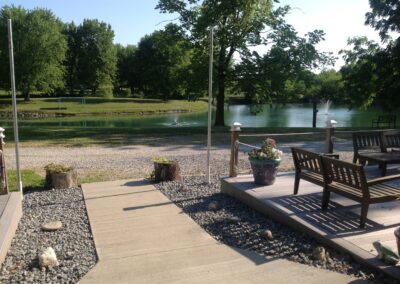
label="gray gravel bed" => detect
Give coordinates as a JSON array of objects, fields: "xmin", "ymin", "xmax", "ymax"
[
  {"xmin": 0, "ymin": 188, "xmax": 97, "ymax": 283},
  {"xmin": 155, "ymin": 175, "xmax": 398, "ymax": 284}
]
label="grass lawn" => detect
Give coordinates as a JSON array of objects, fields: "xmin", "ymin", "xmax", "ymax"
[
  {"xmin": 6, "ymin": 169, "xmax": 45, "ymax": 192},
  {"xmin": 0, "ymin": 97, "xmax": 209, "ymax": 116}
]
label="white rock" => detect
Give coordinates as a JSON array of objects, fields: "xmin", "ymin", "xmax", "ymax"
[
  {"xmin": 260, "ymin": 229, "xmax": 273, "ymax": 240},
  {"xmin": 41, "ymin": 221, "xmax": 62, "ymax": 231},
  {"xmin": 39, "ymin": 247, "xmax": 59, "ymax": 269}
]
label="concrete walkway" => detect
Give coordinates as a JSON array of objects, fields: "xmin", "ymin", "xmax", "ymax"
[{"xmin": 79, "ymin": 179, "xmax": 366, "ymax": 284}]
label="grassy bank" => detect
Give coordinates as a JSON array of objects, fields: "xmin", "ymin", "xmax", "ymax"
[
  {"xmin": 0, "ymin": 125, "xmax": 362, "ymax": 147},
  {"xmin": 0, "ymin": 97, "xmax": 209, "ymax": 116}
]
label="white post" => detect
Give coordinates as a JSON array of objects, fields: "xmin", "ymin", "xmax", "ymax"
[
  {"xmin": 206, "ymin": 27, "xmax": 214, "ymax": 184},
  {"xmin": 7, "ymin": 19, "xmax": 23, "ymax": 195}
]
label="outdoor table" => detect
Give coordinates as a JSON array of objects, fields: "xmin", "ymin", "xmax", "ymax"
[{"xmin": 358, "ymin": 152, "xmax": 400, "ymax": 176}]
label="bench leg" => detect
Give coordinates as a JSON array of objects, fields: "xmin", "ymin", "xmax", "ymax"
[
  {"xmin": 360, "ymin": 202, "xmax": 369, "ymax": 228},
  {"xmin": 380, "ymin": 162, "xmax": 387, "ymax": 176},
  {"xmin": 322, "ymin": 187, "xmax": 330, "ymax": 210},
  {"xmin": 294, "ymin": 173, "xmax": 300, "ymax": 195}
]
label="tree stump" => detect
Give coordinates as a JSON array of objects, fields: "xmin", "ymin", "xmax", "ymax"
[
  {"xmin": 45, "ymin": 164, "xmax": 78, "ymax": 189},
  {"xmin": 154, "ymin": 160, "xmax": 180, "ymax": 182}
]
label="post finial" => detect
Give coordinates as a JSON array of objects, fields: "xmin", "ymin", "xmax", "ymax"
[{"xmin": 231, "ymin": 122, "xmax": 242, "ymax": 132}]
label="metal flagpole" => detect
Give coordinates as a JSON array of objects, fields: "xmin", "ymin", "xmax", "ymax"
[
  {"xmin": 7, "ymin": 19, "xmax": 23, "ymax": 195},
  {"xmin": 207, "ymin": 27, "xmax": 214, "ymax": 184}
]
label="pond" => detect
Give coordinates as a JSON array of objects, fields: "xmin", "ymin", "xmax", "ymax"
[{"xmin": 1, "ymin": 104, "xmax": 393, "ymax": 129}]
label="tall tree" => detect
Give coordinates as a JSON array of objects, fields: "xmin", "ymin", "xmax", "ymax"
[
  {"xmin": 134, "ymin": 24, "xmax": 192, "ymax": 100},
  {"xmin": 157, "ymin": 0, "xmax": 278, "ymax": 126},
  {"xmin": 75, "ymin": 19, "xmax": 117, "ymax": 96},
  {"xmin": 115, "ymin": 44, "xmax": 137, "ymax": 92},
  {"xmin": 0, "ymin": 5, "xmax": 66, "ymax": 100},
  {"xmin": 63, "ymin": 22, "xmax": 79, "ymax": 96}
]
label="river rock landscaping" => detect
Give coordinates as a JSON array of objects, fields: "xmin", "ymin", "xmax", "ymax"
[
  {"xmin": 155, "ymin": 175, "xmax": 398, "ymax": 284},
  {"xmin": 0, "ymin": 187, "xmax": 97, "ymax": 283}
]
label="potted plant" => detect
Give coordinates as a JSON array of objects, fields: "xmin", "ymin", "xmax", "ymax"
[
  {"xmin": 248, "ymin": 138, "xmax": 283, "ymax": 185},
  {"xmin": 152, "ymin": 157, "xmax": 180, "ymax": 182},
  {"xmin": 45, "ymin": 163, "xmax": 77, "ymax": 189}
]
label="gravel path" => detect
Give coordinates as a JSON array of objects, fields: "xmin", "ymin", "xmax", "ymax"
[
  {"xmin": 155, "ymin": 176, "xmax": 397, "ymax": 284},
  {"xmin": 4, "ymin": 138, "xmax": 356, "ymax": 181},
  {"xmin": 0, "ymin": 188, "xmax": 97, "ymax": 283}
]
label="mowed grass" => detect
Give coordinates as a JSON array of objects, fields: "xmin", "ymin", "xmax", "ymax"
[
  {"xmin": 0, "ymin": 97, "xmax": 209, "ymax": 115},
  {"xmin": 6, "ymin": 169, "xmax": 45, "ymax": 192}
]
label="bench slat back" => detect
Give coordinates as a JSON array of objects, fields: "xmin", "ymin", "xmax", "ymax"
[
  {"xmin": 383, "ymin": 130, "xmax": 400, "ymax": 149},
  {"xmin": 321, "ymin": 156, "xmax": 367, "ymax": 191},
  {"xmin": 291, "ymin": 147, "xmax": 322, "ymax": 174},
  {"xmin": 352, "ymin": 132, "xmax": 383, "ymax": 152}
]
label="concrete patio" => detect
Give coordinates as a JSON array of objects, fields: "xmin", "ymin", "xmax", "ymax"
[{"xmin": 79, "ymin": 179, "xmax": 364, "ymax": 283}]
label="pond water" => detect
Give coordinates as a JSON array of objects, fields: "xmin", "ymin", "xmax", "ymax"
[{"xmin": 1, "ymin": 104, "xmax": 393, "ymax": 128}]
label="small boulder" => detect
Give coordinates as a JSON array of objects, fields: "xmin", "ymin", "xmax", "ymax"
[
  {"xmin": 39, "ymin": 247, "xmax": 59, "ymax": 269},
  {"xmin": 208, "ymin": 201, "xmax": 222, "ymax": 211},
  {"xmin": 312, "ymin": 246, "xmax": 326, "ymax": 262},
  {"xmin": 41, "ymin": 221, "xmax": 62, "ymax": 232},
  {"xmin": 259, "ymin": 229, "xmax": 273, "ymax": 240}
]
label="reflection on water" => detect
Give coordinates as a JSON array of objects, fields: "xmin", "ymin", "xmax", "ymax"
[{"xmin": 1, "ymin": 104, "xmax": 390, "ymax": 128}]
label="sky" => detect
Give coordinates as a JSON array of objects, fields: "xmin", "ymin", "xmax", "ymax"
[{"xmin": 2, "ymin": 0, "xmax": 380, "ymax": 69}]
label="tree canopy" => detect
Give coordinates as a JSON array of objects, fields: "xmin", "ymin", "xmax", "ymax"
[
  {"xmin": 157, "ymin": 0, "xmax": 278, "ymax": 126},
  {"xmin": 0, "ymin": 5, "xmax": 66, "ymax": 100}
]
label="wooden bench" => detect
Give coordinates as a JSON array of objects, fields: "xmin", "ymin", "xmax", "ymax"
[
  {"xmin": 382, "ymin": 130, "xmax": 400, "ymax": 152},
  {"xmin": 372, "ymin": 115, "xmax": 396, "ymax": 128},
  {"xmin": 291, "ymin": 147, "xmax": 338, "ymax": 195},
  {"xmin": 352, "ymin": 131, "xmax": 400, "ymax": 176},
  {"xmin": 320, "ymin": 156, "xmax": 400, "ymax": 228}
]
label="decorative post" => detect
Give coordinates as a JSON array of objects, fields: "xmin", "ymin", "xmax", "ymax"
[
  {"xmin": 0, "ymin": 127, "xmax": 8, "ymax": 194},
  {"xmin": 230, "ymin": 122, "xmax": 241, "ymax": 177},
  {"xmin": 325, "ymin": 120, "xmax": 337, "ymax": 154}
]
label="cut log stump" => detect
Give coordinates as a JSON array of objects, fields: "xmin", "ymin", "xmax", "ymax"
[
  {"xmin": 154, "ymin": 161, "xmax": 180, "ymax": 182},
  {"xmin": 45, "ymin": 164, "xmax": 78, "ymax": 189}
]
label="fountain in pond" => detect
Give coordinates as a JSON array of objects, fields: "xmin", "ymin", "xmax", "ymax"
[
  {"xmin": 321, "ymin": 99, "xmax": 332, "ymax": 115},
  {"xmin": 171, "ymin": 118, "xmax": 180, "ymax": 126}
]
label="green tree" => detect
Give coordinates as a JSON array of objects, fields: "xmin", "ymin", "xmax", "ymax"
[
  {"xmin": 75, "ymin": 19, "xmax": 117, "ymax": 97},
  {"xmin": 340, "ymin": 1, "xmax": 400, "ymax": 110},
  {"xmin": 0, "ymin": 5, "xmax": 66, "ymax": 100},
  {"xmin": 63, "ymin": 22, "xmax": 79, "ymax": 96},
  {"xmin": 115, "ymin": 44, "xmax": 137, "ymax": 92},
  {"xmin": 134, "ymin": 24, "xmax": 192, "ymax": 100},
  {"xmin": 157, "ymin": 0, "xmax": 278, "ymax": 126}
]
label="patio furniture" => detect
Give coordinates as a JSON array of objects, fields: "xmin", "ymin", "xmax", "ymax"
[
  {"xmin": 321, "ymin": 155, "xmax": 400, "ymax": 228},
  {"xmin": 352, "ymin": 131, "xmax": 400, "ymax": 176},
  {"xmin": 291, "ymin": 147, "xmax": 338, "ymax": 195},
  {"xmin": 372, "ymin": 115, "xmax": 396, "ymax": 128},
  {"xmin": 383, "ymin": 130, "xmax": 400, "ymax": 152}
]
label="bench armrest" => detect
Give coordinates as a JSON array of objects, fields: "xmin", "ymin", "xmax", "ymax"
[{"xmin": 367, "ymin": 174, "xmax": 400, "ymax": 186}]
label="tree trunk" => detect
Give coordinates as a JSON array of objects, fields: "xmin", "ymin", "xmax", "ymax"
[
  {"xmin": 215, "ymin": 65, "xmax": 225, "ymax": 126},
  {"xmin": 23, "ymin": 89, "xmax": 30, "ymax": 101},
  {"xmin": 312, "ymin": 101, "xmax": 318, "ymax": 128}
]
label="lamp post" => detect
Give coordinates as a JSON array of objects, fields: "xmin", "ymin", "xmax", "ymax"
[{"xmin": 325, "ymin": 119, "xmax": 337, "ymax": 154}]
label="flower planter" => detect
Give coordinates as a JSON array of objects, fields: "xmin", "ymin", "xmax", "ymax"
[
  {"xmin": 153, "ymin": 160, "xmax": 180, "ymax": 183},
  {"xmin": 45, "ymin": 164, "xmax": 78, "ymax": 189},
  {"xmin": 249, "ymin": 158, "xmax": 280, "ymax": 185}
]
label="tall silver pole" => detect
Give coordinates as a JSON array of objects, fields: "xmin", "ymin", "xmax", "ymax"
[
  {"xmin": 206, "ymin": 27, "xmax": 214, "ymax": 184},
  {"xmin": 7, "ymin": 19, "xmax": 23, "ymax": 195}
]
